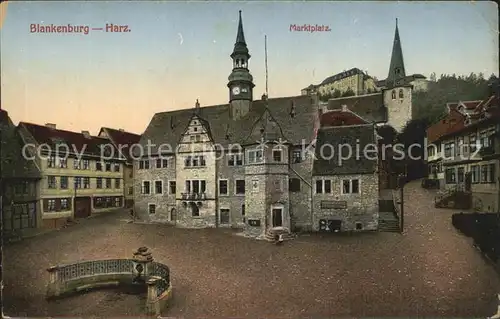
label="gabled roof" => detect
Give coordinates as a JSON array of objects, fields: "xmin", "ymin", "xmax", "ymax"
[
  {"xmin": 135, "ymin": 95, "xmax": 318, "ymax": 156},
  {"xmin": 1, "ymin": 110, "xmax": 41, "ymax": 179},
  {"xmin": 426, "ymin": 107, "xmax": 466, "ymax": 144},
  {"xmin": 312, "ymin": 124, "xmax": 377, "ymax": 175},
  {"xmin": 99, "ymin": 127, "xmax": 141, "ymax": 162},
  {"xmin": 20, "ymin": 122, "xmax": 122, "ymax": 159},
  {"xmin": 327, "ymin": 93, "xmax": 386, "ymax": 123},
  {"xmin": 320, "ymin": 109, "xmax": 368, "ymax": 127}
]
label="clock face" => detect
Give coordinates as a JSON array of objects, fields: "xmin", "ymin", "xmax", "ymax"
[{"xmin": 232, "ymin": 86, "xmax": 241, "ymax": 95}]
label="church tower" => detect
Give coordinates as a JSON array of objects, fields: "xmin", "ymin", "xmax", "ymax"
[
  {"xmin": 227, "ymin": 10, "xmax": 255, "ymax": 120},
  {"xmin": 383, "ymin": 18, "xmax": 413, "ymax": 132}
]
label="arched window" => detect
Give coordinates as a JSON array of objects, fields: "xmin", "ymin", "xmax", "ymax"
[
  {"xmin": 398, "ymin": 89, "xmax": 404, "ymax": 99},
  {"xmin": 391, "ymin": 90, "xmax": 396, "ymax": 100},
  {"xmin": 395, "ymin": 68, "xmax": 401, "ymax": 75}
]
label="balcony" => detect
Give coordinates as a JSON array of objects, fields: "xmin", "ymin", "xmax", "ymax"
[{"xmin": 181, "ymin": 192, "xmax": 207, "ymax": 200}]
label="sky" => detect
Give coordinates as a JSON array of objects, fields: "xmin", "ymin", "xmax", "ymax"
[{"xmin": 1, "ymin": 1, "xmax": 498, "ymax": 135}]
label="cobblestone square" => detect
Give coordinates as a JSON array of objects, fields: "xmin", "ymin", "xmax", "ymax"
[{"xmin": 3, "ymin": 181, "xmax": 499, "ymax": 317}]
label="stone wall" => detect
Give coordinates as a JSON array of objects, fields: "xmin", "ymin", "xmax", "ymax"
[
  {"xmin": 312, "ymin": 173, "xmax": 379, "ymax": 231},
  {"xmin": 134, "ymin": 156, "xmax": 176, "ymax": 223}
]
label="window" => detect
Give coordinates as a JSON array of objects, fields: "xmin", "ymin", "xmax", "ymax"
[
  {"xmin": 242, "ymin": 204, "xmax": 245, "ymax": 222},
  {"xmin": 74, "ymin": 160, "xmax": 81, "ymax": 169},
  {"xmin": 487, "ymin": 164, "xmax": 495, "ymax": 183},
  {"xmin": 48, "ymin": 156, "xmax": 56, "ymax": 168},
  {"xmin": 47, "ymin": 199, "xmax": 56, "ymax": 211},
  {"xmin": 155, "ymin": 180, "xmax": 163, "ymax": 194},
  {"xmin": 60, "ymin": 176, "xmax": 68, "ymax": 189},
  {"xmin": 142, "ymin": 181, "xmax": 151, "ymax": 194},
  {"xmin": 139, "ymin": 160, "xmax": 150, "ymax": 169},
  {"xmin": 195, "ymin": 135, "xmax": 201, "ymax": 142},
  {"xmin": 185, "ymin": 155, "xmax": 206, "ymax": 167},
  {"xmin": 114, "ymin": 163, "xmax": 120, "ymax": 172},
  {"xmin": 235, "ymin": 180, "xmax": 245, "ymax": 195},
  {"xmin": 128, "ymin": 187, "xmax": 133, "ymax": 195},
  {"xmin": 61, "ymin": 199, "xmax": 69, "ymax": 210},
  {"xmin": 83, "ymin": 177, "xmax": 90, "ymax": 189},
  {"xmin": 169, "ymin": 181, "xmax": 176, "ymax": 194},
  {"xmin": 115, "ymin": 178, "xmax": 120, "ymax": 189},
  {"xmin": 47, "ymin": 176, "xmax": 57, "ymax": 188},
  {"xmin": 289, "ymin": 178, "xmax": 301, "ymax": 192},
  {"xmin": 96, "ymin": 177, "xmax": 103, "ymax": 189},
  {"xmin": 315, "ymin": 180, "xmax": 331, "ymax": 194},
  {"xmin": 457, "ymin": 167, "xmax": 465, "ymax": 183},
  {"xmin": 470, "ymin": 135, "xmax": 477, "ymax": 153},
  {"xmin": 220, "ymin": 209, "xmax": 230, "ymax": 224},
  {"xmin": 190, "ymin": 135, "xmax": 196, "ymax": 142},
  {"xmin": 105, "ymin": 162, "xmax": 111, "ymax": 172},
  {"xmin": 445, "ymin": 168, "xmax": 456, "ymax": 184},
  {"xmin": 219, "ymin": 180, "xmax": 228, "ymax": 195},
  {"xmin": 247, "ymin": 149, "xmax": 264, "ymax": 164},
  {"xmin": 156, "ymin": 158, "xmax": 168, "ymax": 168},
  {"xmin": 185, "ymin": 180, "xmax": 206, "ymax": 194},
  {"xmin": 398, "ymin": 89, "xmax": 404, "ymax": 99},
  {"xmin": 115, "ymin": 198, "xmax": 121, "ymax": 207},
  {"xmin": 106, "ymin": 178, "xmax": 112, "ymax": 189},
  {"xmin": 355, "ymin": 222, "xmax": 363, "ymax": 230},
  {"xmin": 228, "ymin": 153, "xmax": 243, "ymax": 166},
  {"xmin": 83, "ymin": 159, "xmax": 90, "ymax": 170},
  {"xmin": 471, "ymin": 165, "xmax": 479, "ymax": 183},
  {"xmin": 148, "ymin": 204, "xmax": 156, "ymax": 214},
  {"xmin": 391, "ymin": 90, "xmax": 396, "ymax": 100},
  {"xmin": 57, "ymin": 157, "xmax": 67, "ymax": 168},
  {"xmin": 481, "ymin": 165, "xmax": 489, "ymax": 183},
  {"xmin": 273, "ymin": 149, "xmax": 283, "ymax": 162},
  {"xmin": 74, "ymin": 177, "xmax": 82, "ymax": 189},
  {"xmin": 457, "ymin": 137, "xmax": 464, "ymax": 156},
  {"xmin": 292, "ymin": 150, "xmax": 304, "ymax": 163},
  {"xmin": 342, "ymin": 179, "xmax": 359, "ymax": 194},
  {"xmin": 96, "ymin": 161, "xmax": 103, "ymax": 171},
  {"xmin": 444, "ymin": 142, "xmax": 455, "ymax": 158}
]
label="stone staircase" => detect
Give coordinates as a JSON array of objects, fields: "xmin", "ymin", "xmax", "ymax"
[
  {"xmin": 378, "ymin": 212, "xmax": 401, "ymax": 233},
  {"xmin": 264, "ymin": 227, "xmax": 296, "ymax": 242}
]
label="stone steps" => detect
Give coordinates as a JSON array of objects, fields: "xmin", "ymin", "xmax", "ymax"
[
  {"xmin": 378, "ymin": 219, "xmax": 400, "ymax": 233},
  {"xmin": 264, "ymin": 227, "xmax": 295, "ymax": 242}
]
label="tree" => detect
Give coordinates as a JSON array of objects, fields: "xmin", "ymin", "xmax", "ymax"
[
  {"xmin": 341, "ymin": 88, "xmax": 355, "ymax": 97},
  {"xmin": 397, "ymin": 119, "xmax": 430, "ymax": 181},
  {"xmin": 429, "ymin": 72, "xmax": 437, "ymax": 82},
  {"xmin": 332, "ymin": 89, "xmax": 342, "ymax": 98}
]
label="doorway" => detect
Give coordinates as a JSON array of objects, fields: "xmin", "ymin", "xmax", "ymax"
[
  {"xmin": 74, "ymin": 197, "xmax": 91, "ymax": 218},
  {"xmin": 272, "ymin": 208, "xmax": 283, "ymax": 227}
]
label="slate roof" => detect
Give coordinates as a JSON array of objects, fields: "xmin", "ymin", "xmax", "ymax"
[
  {"xmin": 99, "ymin": 127, "xmax": 141, "ymax": 162},
  {"xmin": 136, "ymin": 95, "xmax": 318, "ymax": 156},
  {"xmin": 0, "ymin": 110, "xmax": 41, "ymax": 179},
  {"xmin": 326, "ymin": 93, "xmax": 387, "ymax": 123},
  {"xmin": 19, "ymin": 122, "xmax": 122, "ymax": 159},
  {"xmin": 320, "ymin": 68, "xmax": 366, "ymax": 86},
  {"xmin": 312, "ymin": 124, "xmax": 377, "ymax": 176}
]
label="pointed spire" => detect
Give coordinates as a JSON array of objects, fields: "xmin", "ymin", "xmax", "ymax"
[
  {"xmin": 386, "ymin": 18, "xmax": 406, "ymax": 88},
  {"xmin": 231, "ymin": 10, "xmax": 249, "ymax": 58}
]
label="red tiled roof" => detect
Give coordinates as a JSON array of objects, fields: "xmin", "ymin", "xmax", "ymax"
[
  {"xmin": 100, "ymin": 127, "xmax": 141, "ymax": 161},
  {"xmin": 320, "ymin": 109, "xmax": 368, "ymax": 127},
  {"xmin": 426, "ymin": 108, "xmax": 465, "ymax": 143},
  {"xmin": 19, "ymin": 122, "xmax": 121, "ymax": 158},
  {"xmin": 461, "ymin": 100, "xmax": 483, "ymax": 110}
]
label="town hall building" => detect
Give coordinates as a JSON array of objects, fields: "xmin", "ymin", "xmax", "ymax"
[{"xmin": 133, "ymin": 11, "xmax": 413, "ymax": 239}]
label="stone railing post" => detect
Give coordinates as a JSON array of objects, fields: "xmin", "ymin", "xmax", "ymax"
[
  {"xmin": 46, "ymin": 266, "xmax": 60, "ymax": 298},
  {"xmin": 146, "ymin": 276, "xmax": 161, "ymax": 316}
]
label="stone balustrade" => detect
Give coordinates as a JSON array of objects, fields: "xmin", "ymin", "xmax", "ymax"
[{"xmin": 46, "ymin": 247, "xmax": 172, "ymax": 316}]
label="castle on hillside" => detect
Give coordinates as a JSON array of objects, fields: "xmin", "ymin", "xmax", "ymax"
[{"xmin": 133, "ymin": 11, "xmax": 414, "ymax": 239}]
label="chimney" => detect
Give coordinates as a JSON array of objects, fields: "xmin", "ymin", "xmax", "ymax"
[
  {"xmin": 45, "ymin": 123, "xmax": 56, "ymax": 129},
  {"xmin": 81, "ymin": 130, "xmax": 91, "ymax": 138},
  {"xmin": 341, "ymin": 104, "xmax": 348, "ymax": 112}
]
